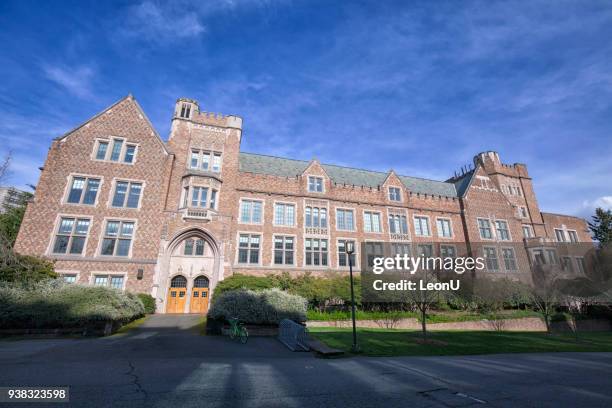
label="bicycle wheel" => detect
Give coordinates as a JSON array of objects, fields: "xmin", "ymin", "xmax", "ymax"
[{"xmin": 239, "ymin": 327, "xmax": 248, "ymax": 344}]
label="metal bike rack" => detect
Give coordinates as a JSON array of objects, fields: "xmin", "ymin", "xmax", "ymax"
[{"xmin": 278, "ymin": 319, "xmax": 310, "ymax": 351}]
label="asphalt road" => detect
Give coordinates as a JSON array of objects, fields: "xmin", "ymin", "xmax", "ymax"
[{"xmin": 1, "ymin": 315, "xmax": 611, "ymax": 407}]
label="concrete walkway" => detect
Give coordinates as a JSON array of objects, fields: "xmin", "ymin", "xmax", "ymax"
[{"xmin": 1, "ymin": 315, "xmax": 611, "ymax": 407}]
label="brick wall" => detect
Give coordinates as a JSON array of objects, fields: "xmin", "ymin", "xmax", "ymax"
[{"xmin": 13, "ymin": 96, "xmax": 594, "ymax": 310}]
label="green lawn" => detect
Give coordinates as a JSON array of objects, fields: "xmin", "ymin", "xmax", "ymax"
[
  {"xmin": 306, "ymin": 309, "xmax": 541, "ymax": 323},
  {"xmin": 309, "ymin": 327, "xmax": 612, "ymax": 356}
]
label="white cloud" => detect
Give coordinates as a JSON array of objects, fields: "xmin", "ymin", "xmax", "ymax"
[
  {"xmin": 583, "ymin": 196, "xmax": 612, "ymax": 213},
  {"xmin": 121, "ymin": 1, "xmax": 205, "ymax": 43},
  {"xmin": 42, "ymin": 64, "xmax": 96, "ymax": 100}
]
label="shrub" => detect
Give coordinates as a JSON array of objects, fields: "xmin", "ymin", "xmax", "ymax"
[
  {"xmin": 137, "ymin": 293, "xmax": 156, "ymax": 314},
  {"xmin": 0, "ymin": 252, "xmax": 56, "ymax": 284},
  {"xmin": 0, "ymin": 280, "xmax": 145, "ymax": 329},
  {"xmin": 213, "ymin": 274, "xmax": 278, "ymax": 296},
  {"xmin": 208, "ymin": 288, "xmax": 307, "ymax": 325}
]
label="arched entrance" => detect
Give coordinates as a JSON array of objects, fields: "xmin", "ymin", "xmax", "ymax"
[
  {"xmin": 190, "ymin": 275, "xmax": 210, "ymax": 314},
  {"xmin": 166, "ymin": 275, "xmax": 188, "ymax": 313},
  {"xmin": 161, "ymin": 227, "xmax": 221, "ymax": 314}
]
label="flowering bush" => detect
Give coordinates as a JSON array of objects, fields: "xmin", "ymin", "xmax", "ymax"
[
  {"xmin": 208, "ymin": 288, "xmax": 307, "ymax": 325},
  {"xmin": 0, "ymin": 280, "xmax": 145, "ymax": 329}
]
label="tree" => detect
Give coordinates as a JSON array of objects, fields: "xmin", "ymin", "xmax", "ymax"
[
  {"xmin": 403, "ymin": 268, "xmax": 448, "ymax": 341},
  {"xmin": 589, "ymin": 207, "xmax": 612, "ymax": 247},
  {"xmin": 0, "ymin": 191, "xmax": 32, "ymax": 246},
  {"xmin": 0, "ymin": 153, "xmax": 10, "ymax": 184}
]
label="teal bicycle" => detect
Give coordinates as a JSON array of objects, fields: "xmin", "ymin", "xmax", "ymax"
[{"xmin": 228, "ymin": 317, "xmax": 248, "ymax": 344}]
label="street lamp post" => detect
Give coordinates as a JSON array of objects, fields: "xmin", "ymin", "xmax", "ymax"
[{"xmin": 345, "ymin": 241, "xmax": 359, "ymax": 352}]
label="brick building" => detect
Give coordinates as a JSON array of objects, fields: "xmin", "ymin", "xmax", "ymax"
[{"xmin": 14, "ymin": 95, "xmax": 592, "ymax": 313}]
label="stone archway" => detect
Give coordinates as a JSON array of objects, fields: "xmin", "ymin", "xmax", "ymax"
[{"xmin": 158, "ymin": 228, "xmax": 222, "ymax": 314}]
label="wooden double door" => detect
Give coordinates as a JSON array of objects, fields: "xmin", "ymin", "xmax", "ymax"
[
  {"xmin": 166, "ymin": 287, "xmax": 187, "ymax": 313},
  {"xmin": 189, "ymin": 288, "xmax": 209, "ymax": 314},
  {"xmin": 166, "ymin": 275, "xmax": 210, "ymax": 314}
]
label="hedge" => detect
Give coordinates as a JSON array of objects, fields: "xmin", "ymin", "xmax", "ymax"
[
  {"xmin": 208, "ymin": 288, "xmax": 307, "ymax": 325},
  {"xmin": 137, "ymin": 293, "xmax": 156, "ymax": 314},
  {"xmin": 215, "ymin": 273, "xmax": 360, "ymax": 310},
  {"xmin": 0, "ymin": 280, "xmax": 145, "ymax": 329}
]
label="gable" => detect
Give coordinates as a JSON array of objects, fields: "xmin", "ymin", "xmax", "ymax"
[{"xmin": 56, "ymin": 95, "xmax": 168, "ymax": 155}]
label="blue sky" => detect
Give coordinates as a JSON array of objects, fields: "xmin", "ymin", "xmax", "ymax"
[{"xmin": 1, "ymin": 0, "xmax": 611, "ymax": 217}]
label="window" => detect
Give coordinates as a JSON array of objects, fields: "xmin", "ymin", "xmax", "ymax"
[
  {"xmin": 308, "ymin": 176, "xmax": 323, "ymax": 192},
  {"xmin": 191, "ymin": 187, "xmax": 207, "ymax": 207},
  {"xmin": 575, "ymin": 257, "xmax": 585, "ymax": 274},
  {"xmin": 436, "ymin": 218, "xmax": 452, "ymax": 238},
  {"xmin": 94, "ymin": 275, "xmax": 124, "ymax": 290},
  {"xmin": 184, "ymin": 238, "xmax": 205, "ymax": 256},
  {"xmin": 336, "ymin": 209, "xmax": 355, "ymax": 231},
  {"xmin": 478, "ymin": 219, "xmax": 492, "ymax": 239},
  {"xmin": 184, "ymin": 186, "xmax": 216, "ymax": 209},
  {"xmin": 112, "ymin": 181, "xmax": 142, "ymax": 208},
  {"xmin": 392, "ymin": 243, "xmax": 411, "ymax": 256},
  {"xmin": 305, "ymin": 206, "xmax": 327, "ymax": 228},
  {"xmin": 274, "ymin": 203, "xmax": 296, "ymax": 226},
  {"xmin": 388, "ymin": 214, "xmax": 409, "ymax": 234},
  {"xmin": 305, "ymin": 238, "xmax": 328, "ymax": 266},
  {"xmin": 237, "ymin": 234, "xmax": 260, "ymax": 264},
  {"xmin": 95, "ymin": 141, "xmax": 108, "ymax": 160},
  {"xmin": 212, "ymin": 153, "xmax": 222, "ymax": 172},
  {"xmin": 567, "ymin": 230, "xmax": 579, "ymax": 243},
  {"xmin": 483, "ymin": 247, "xmax": 499, "ymax": 271},
  {"xmin": 365, "ymin": 242, "xmax": 384, "ymax": 267},
  {"xmin": 124, "ymin": 145, "xmax": 136, "ymax": 164},
  {"xmin": 522, "ymin": 225, "xmax": 533, "ymax": 238},
  {"xmin": 171, "ymin": 275, "xmax": 187, "ymax": 288},
  {"xmin": 546, "ymin": 249, "xmax": 558, "ymax": 265},
  {"xmin": 555, "ymin": 229, "xmax": 566, "ymax": 242},
  {"xmin": 67, "ymin": 177, "xmax": 100, "ymax": 205},
  {"xmin": 414, "ymin": 216, "xmax": 430, "ymax": 237},
  {"xmin": 180, "ymin": 103, "xmax": 191, "ymax": 118},
  {"xmin": 417, "ymin": 244, "xmax": 434, "ymax": 257},
  {"xmin": 95, "ymin": 139, "xmax": 136, "ymax": 163},
  {"xmin": 110, "ymin": 139, "xmax": 123, "ymax": 161},
  {"xmin": 210, "ymin": 190, "xmax": 217, "ymax": 210},
  {"xmin": 532, "ymin": 249, "xmax": 545, "ymax": 265},
  {"xmin": 338, "ymin": 239, "xmax": 356, "ymax": 267},
  {"xmin": 190, "ymin": 150, "xmax": 222, "ymax": 172},
  {"xmin": 502, "ymin": 248, "xmax": 517, "ymax": 271},
  {"xmin": 519, "ymin": 207, "xmax": 528, "ymax": 218},
  {"xmin": 495, "ymin": 220, "xmax": 510, "ymax": 241},
  {"xmin": 61, "ymin": 274, "xmax": 77, "ymax": 284},
  {"xmin": 101, "ymin": 220, "xmax": 135, "ymax": 257},
  {"xmin": 440, "ymin": 245, "xmax": 456, "ymax": 258},
  {"xmin": 561, "ymin": 256, "xmax": 573, "ymax": 272},
  {"xmin": 240, "ymin": 200, "xmax": 263, "ymax": 223},
  {"xmin": 273, "ymin": 236, "xmax": 294, "ymax": 265},
  {"xmin": 388, "ymin": 187, "xmax": 401, "ymax": 201},
  {"xmin": 202, "ymin": 152, "xmax": 211, "ymax": 171},
  {"xmin": 363, "ymin": 211, "xmax": 382, "ymax": 233},
  {"xmin": 52, "ymin": 217, "xmax": 90, "ymax": 255}
]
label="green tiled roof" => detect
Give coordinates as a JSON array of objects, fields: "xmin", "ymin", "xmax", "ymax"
[{"xmin": 239, "ymin": 152, "xmax": 458, "ymax": 197}]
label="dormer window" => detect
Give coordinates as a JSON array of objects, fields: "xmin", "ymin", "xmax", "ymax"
[
  {"xmin": 389, "ymin": 187, "xmax": 401, "ymax": 201},
  {"xmin": 179, "ymin": 103, "xmax": 191, "ymax": 119},
  {"xmin": 308, "ymin": 176, "xmax": 323, "ymax": 193}
]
